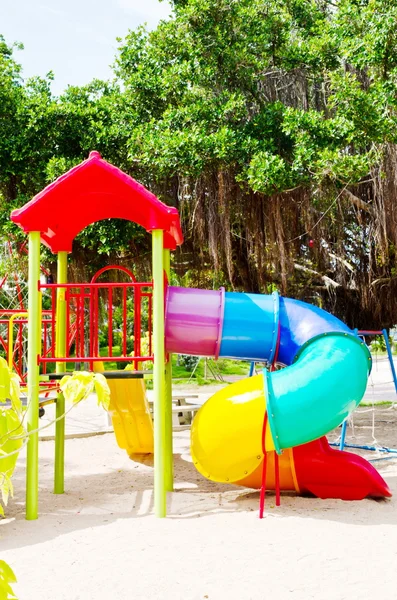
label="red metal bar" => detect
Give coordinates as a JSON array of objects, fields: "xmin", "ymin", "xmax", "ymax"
[
  {"xmin": 259, "ymin": 413, "xmax": 268, "ymax": 519},
  {"xmin": 42, "ymin": 321, "xmax": 47, "ymax": 374},
  {"xmin": 75, "ymin": 291, "xmax": 80, "ymax": 360},
  {"xmin": 358, "ymin": 330, "xmax": 383, "ymax": 335},
  {"xmin": 39, "ymin": 355, "xmax": 153, "ymax": 363},
  {"xmin": 90, "ymin": 265, "xmax": 137, "ymax": 283},
  {"xmin": 274, "ymin": 452, "xmax": 280, "ymax": 507},
  {"xmin": 88, "ymin": 287, "xmax": 95, "ymax": 369},
  {"xmin": 93, "ymin": 288, "xmax": 99, "ymax": 356},
  {"xmin": 51, "ymin": 287, "xmax": 56, "ymax": 358},
  {"xmin": 10, "ymin": 322, "xmax": 22, "ymax": 377},
  {"xmin": 17, "ymin": 322, "xmax": 23, "ymax": 376},
  {"xmin": 148, "ymin": 294, "xmax": 152, "ymax": 356},
  {"xmin": 122, "ymin": 286, "xmax": 127, "ymax": 357},
  {"xmin": 135, "ymin": 287, "xmax": 142, "ymax": 370},
  {"xmin": 79, "ymin": 290, "xmax": 85, "ymax": 357},
  {"xmin": 108, "ymin": 287, "xmax": 113, "ymax": 357},
  {"xmin": 66, "ymin": 289, "xmax": 71, "ymax": 356}
]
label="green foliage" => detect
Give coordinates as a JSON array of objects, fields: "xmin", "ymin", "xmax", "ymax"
[
  {"xmin": 369, "ymin": 335, "xmax": 387, "ymax": 353},
  {"xmin": 172, "ymin": 355, "xmax": 250, "ymax": 381},
  {"xmin": 1, "ymin": 1, "xmax": 397, "ymax": 324},
  {"xmin": 179, "ymin": 355, "xmax": 199, "ymax": 372},
  {"xmin": 0, "ymin": 560, "xmax": 17, "ymax": 600},
  {"xmin": 59, "ymin": 372, "xmax": 110, "ymax": 410},
  {"xmin": 0, "ymin": 358, "xmax": 24, "ymax": 517}
]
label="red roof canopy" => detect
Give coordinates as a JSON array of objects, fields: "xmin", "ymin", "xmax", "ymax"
[{"xmin": 11, "ymin": 151, "xmax": 183, "ymax": 252}]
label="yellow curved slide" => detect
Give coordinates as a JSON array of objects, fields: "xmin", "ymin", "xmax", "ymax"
[
  {"xmin": 107, "ymin": 378, "xmax": 154, "ymax": 455},
  {"xmin": 190, "ymin": 374, "xmax": 277, "ymax": 484}
]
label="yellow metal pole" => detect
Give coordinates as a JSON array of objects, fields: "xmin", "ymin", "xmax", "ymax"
[
  {"xmin": 163, "ymin": 249, "xmax": 173, "ymax": 492},
  {"xmin": 152, "ymin": 230, "xmax": 166, "ymax": 517},
  {"xmin": 54, "ymin": 251, "xmax": 68, "ymax": 494},
  {"xmin": 26, "ymin": 231, "xmax": 41, "ymax": 520}
]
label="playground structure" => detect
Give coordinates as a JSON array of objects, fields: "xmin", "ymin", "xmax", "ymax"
[{"xmin": 9, "ymin": 151, "xmax": 391, "ymax": 520}]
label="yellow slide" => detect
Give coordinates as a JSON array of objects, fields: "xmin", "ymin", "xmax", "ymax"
[{"xmin": 106, "ymin": 377, "xmax": 154, "ymax": 456}]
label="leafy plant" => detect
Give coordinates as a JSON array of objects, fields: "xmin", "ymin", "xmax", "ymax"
[
  {"xmin": 0, "ymin": 561, "xmax": 17, "ymax": 600},
  {"xmin": 59, "ymin": 371, "xmax": 110, "ymax": 409},
  {"xmin": 0, "ymin": 358, "xmax": 24, "ymax": 517},
  {"xmin": 179, "ymin": 355, "xmax": 200, "ymax": 372},
  {"xmin": 0, "ymin": 366, "xmax": 110, "ymax": 600},
  {"xmin": 0, "ymin": 357, "xmax": 24, "ymax": 600}
]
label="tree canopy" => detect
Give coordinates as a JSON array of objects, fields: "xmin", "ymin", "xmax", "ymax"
[{"xmin": 1, "ymin": 0, "xmax": 397, "ymax": 327}]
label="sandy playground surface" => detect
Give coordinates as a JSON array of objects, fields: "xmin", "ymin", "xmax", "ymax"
[{"xmin": 0, "ymin": 400, "xmax": 397, "ymax": 600}]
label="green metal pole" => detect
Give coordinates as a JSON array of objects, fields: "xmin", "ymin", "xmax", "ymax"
[
  {"xmin": 54, "ymin": 251, "xmax": 68, "ymax": 494},
  {"xmin": 152, "ymin": 230, "xmax": 166, "ymax": 517},
  {"xmin": 26, "ymin": 232, "xmax": 41, "ymax": 520},
  {"xmin": 163, "ymin": 248, "xmax": 173, "ymax": 492}
]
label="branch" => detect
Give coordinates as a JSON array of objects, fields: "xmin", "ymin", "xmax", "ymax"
[
  {"xmin": 328, "ymin": 252, "xmax": 354, "ymax": 272},
  {"xmin": 370, "ymin": 277, "xmax": 395, "ymax": 287},
  {"xmin": 294, "ymin": 263, "xmax": 340, "ymax": 288},
  {"xmin": 341, "ymin": 189, "xmax": 374, "ymax": 215}
]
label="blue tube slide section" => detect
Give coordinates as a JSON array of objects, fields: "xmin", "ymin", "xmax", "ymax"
[{"xmin": 219, "ymin": 291, "xmax": 352, "ymax": 364}]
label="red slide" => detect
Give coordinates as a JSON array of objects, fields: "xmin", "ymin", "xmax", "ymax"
[{"xmin": 293, "ymin": 437, "xmax": 391, "ymax": 500}]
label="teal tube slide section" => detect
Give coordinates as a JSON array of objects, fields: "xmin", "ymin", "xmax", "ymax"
[{"xmin": 265, "ymin": 333, "xmax": 371, "ymax": 454}]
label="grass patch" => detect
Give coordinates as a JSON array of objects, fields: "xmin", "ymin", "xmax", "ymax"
[
  {"xmin": 170, "ymin": 356, "xmax": 250, "ymax": 383},
  {"xmin": 360, "ymin": 400, "xmax": 396, "ymax": 407}
]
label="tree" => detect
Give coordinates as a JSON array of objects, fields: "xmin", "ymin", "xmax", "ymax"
[
  {"xmin": 2, "ymin": 1, "xmax": 397, "ymax": 326},
  {"xmin": 113, "ymin": 0, "xmax": 397, "ymax": 326}
]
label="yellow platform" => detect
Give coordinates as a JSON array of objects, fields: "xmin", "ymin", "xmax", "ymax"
[{"xmin": 107, "ymin": 378, "xmax": 154, "ymax": 456}]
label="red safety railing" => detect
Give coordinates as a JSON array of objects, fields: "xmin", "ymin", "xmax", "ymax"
[
  {"xmin": 0, "ymin": 310, "xmax": 54, "ymax": 381},
  {"xmin": 38, "ymin": 278, "xmax": 153, "ymax": 369}
]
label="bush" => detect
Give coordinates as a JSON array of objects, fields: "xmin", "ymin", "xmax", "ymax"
[{"xmin": 179, "ymin": 355, "xmax": 200, "ymax": 372}]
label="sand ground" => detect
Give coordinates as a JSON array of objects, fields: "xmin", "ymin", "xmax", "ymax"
[{"xmin": 1, "ymin": 360, "xmax": 397, "ymax": 600}]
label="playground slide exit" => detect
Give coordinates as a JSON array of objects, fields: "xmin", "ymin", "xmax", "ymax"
[{"xmin": 165, "ymin": 287, "xmax": 391, "ymax": 499}]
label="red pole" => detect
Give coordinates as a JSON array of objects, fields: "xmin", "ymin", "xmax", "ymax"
[
  {"xmin": 148, "ymin": 293, "xmax": 152, "ymax": 357},
  {"xmin": 42, "ymin": 321, "xmax": 47, "ymax": 374},
  {"xmin": 259, "ymin": 413, "xmax": 268, "ymax": 519},
  {"xmin": 51, "ymin": 287, "xmax": 56, "ymax": 358},
  {"xmin": 94, "ymin": 288, "xmax": 99, "ymax": 356},
  {"xmin": 122, "ymin": 286, "xmax": 127, "ymax": 357},
  {"xmin": 88, "ymin": 287, "xmax": 94, "ymax": 369},
  {"xmin": 79, "ymin": 290, "xmax": 85, "ymax": 358},
  {"xmin": 274, "ymin": 452, "xmax": 281, "ymax": 507},
  {"xmin": 65, "ymin": 289, "xmax": 70, "ymax": 356},
  {"xmin": 17, "ymin": 321, "xmax": 23, "ymax": 377},
  {"xmin": 136, "ymin": 287, "xmax": 142, "ymax": 370},
  {"xmin": 108, "ymin": 287, "xmax": 113, "ymax": 358}
]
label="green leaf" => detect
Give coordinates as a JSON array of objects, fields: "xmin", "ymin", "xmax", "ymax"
[
  {"xmin": 59, "ymin": 372, "xmax": 95, "ymax": 404},
  {"xmin": 93, "ymin": 374, "xmax": 110, "ymax": 410},
  {"xmin": 0, "ymin": 560, "xmax": 17, "ymax": 600},
  {"xmin": 59, "ymin": 371, "xmax": 110, "ymax": 410}
]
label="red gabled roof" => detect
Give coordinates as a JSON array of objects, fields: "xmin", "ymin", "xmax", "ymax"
[{"xmin": 11, "ymin": 151, "xmax": 183, "ymax": 252}]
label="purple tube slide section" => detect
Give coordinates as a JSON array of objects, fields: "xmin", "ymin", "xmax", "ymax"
[{"xmin": 165, "ymin": 286, "xmax": 224, "ymax": 357}]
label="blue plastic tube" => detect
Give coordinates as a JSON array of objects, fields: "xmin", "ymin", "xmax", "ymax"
[{"xmin": 219, "ymin": 291, "xmax": 279, "ymax": 363}]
